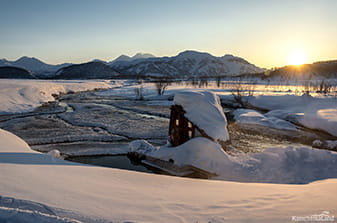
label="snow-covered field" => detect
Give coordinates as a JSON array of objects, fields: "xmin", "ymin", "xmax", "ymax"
[
  {"xmin": 1, "ymin": 79, "xmax": 336, "ymax": 139},
  {"xmin": 0, "ymin": 79, "xmax": 123, "ymax": 114},
  {"xmin": 97, "ymin": 81, "xmax": 337, "ymax": 138},
  {"xmin": 1, "ymin": 79, "xmax": 337, "ymax": 222},
  {"xmin": 1, "ymin": 129, "xmax": 337, "ymax": 223}
]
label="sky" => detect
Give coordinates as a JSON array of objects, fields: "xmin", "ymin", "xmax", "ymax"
[{"xmin": 0, "ymin": 0, "xmax": 336, "ymax": 68}]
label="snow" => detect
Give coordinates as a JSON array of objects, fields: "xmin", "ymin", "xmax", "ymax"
[
  {"xmin": 0, "ymin": 79, "xmax": 120, "ymax": 114},
  {"xmin": 174, "ymin": 91, "xmax": 230, "ymax": 142},
  {"xmin": 47, "ymin": 149, "xmax": 64, "ymax": 159},
  {"xmin": 148, "ymin": 137, "xmax": 226, "ymax": 172},
  {"xmin": 133, "ymin": 137, "xmax": 337, "ymax": 184},
  {"xmin": 109, "ymin": 50, "xmax": 264, "ymax": 78},
  {"xmin": 129, "ymin": 139, "xmax": 157, "ymax": 154},
  {"xmin": 95, "ymin": 82, "xmax": 337, "ymax": 138},
  {"xmin": 0, "ymin": 206, "xmax": 83, "ymax": 223},
  {"xmin": 248, "ymin": 94, "xmax": 337, "ymax": 137},
  {"xmin": 313, "ymin": 139, "xmax": 337, "ymax": 150},
  {"xmin": 1, "ymin": 79, "xmax": 337, "ymax": 222},
  {"xmin": 233, "ymin": 109, "xmax": 298, "ymax": 130},
  {"xmin": 326, "ymin": 140, "xmax": 337, "ymax": 150},
  {"xmin": 1, "ymin": 128, "xmax": 337, "ymax": 222}
]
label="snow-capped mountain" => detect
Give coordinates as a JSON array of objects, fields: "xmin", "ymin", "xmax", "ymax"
[
  {"xmin": 110, "ymin": 50, "xmax": 264, "ymax": 78},
  {"xmin": 1, "ymin": 51, "xmax": 263, "ymax": 79},
  {"xmin": 91, "ymin": 59, "xmax": 108, "ymax": 64},
  {"xmin": 0, "ymin": 56, "xmax": 71, "ymax": 76},
  {"xmin": 109, "ymin": 53, "xmax": 155, "ymax": 65},
  {"xmin": 133, "ymin": 53, "xmax": 155, "ymax": 60},
  {"xmin": 0, "ymin": 59, "xmax": 11, "ymax": 66}
]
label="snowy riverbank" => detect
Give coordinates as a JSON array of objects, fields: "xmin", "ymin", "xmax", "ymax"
[{"xmin": 0, "ymin": 79, "xmax": 123, "ymax": 114}]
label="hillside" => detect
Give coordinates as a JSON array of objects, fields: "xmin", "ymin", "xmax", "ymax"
[
  {"xmin": 53, "ymin": 61, "xmax": 120, "ymax": 79},
  {"xmin": 0, "ymin": 66, "xmax": 36, "ymax": 79},
  {"xmin": 266, "ymin": 60, "xmax": 337, "ymax": 79}
]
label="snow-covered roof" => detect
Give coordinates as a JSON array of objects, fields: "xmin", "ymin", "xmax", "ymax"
[{"xmin": 173, "ymin": 91, "xmax": 229, "ymax": 142}]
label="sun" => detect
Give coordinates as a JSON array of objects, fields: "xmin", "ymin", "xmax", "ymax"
[{"xmin": 288, "ymin": 50, "xmax": 307, "ymax": 66}]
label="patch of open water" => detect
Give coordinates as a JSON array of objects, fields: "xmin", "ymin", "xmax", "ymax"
[{"xmin": 67, "ymin": 155, "xmax": 156, "ymax": 174}]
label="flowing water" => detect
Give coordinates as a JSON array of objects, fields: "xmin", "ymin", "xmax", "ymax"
[{"xmin": 1, "ymin": 82, "xmax": 335, "ymax": 175}]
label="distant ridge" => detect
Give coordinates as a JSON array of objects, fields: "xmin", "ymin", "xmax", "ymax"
[
  {"xmin": 0, "ymin": 66, "xmax": 36, "ymax": 79},
  {"xmin": 53, "ymin": 61, "xmax": 120, "ymax": 79},
  {"xmin": 0, "ymin": 56, "xmax": 71, "ymax": 76},
  {"xmin": 109, "ymin": 53, "xmax": 155, "ymax": 65},
  {"xmin": 266, "ymin": 60, "xmax": 337, "ymax": 79}
]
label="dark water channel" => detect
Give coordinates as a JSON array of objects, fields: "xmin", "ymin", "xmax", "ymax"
[
  {"xmin": 2, "ymin": 88, "xmax": 334, "ymax": 177},
  {"xmin": 67, "ymin": 155, "xmax": 155, "ymax": 174}
]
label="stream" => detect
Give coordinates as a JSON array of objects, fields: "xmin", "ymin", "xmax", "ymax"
[{"xmin": 0, "ymin": 89, "xmax": 334, "ymax": 176}]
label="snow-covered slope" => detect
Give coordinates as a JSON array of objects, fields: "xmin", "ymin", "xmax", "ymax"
[
  {"xmin": 1, "ymin": 128, "xmax": 337, "ymax": 223},
  {"xmin": 0, "ymin": 59, "xmax": 11, "ymax": 66},
  {"xmin": 0, "ymin": 57, "xmax": 71, "ymax": 75},
  {"xmin": 0, "ymin": 79, "xmax": 117, "ymax": 114},
  {"xmin": 111, "ymin": 50, "xmax": 264, "ymax": 78}
]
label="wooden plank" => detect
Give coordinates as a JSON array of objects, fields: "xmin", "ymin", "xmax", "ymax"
[{"xmin": 128, "ymin": 152, "xmax": 217, "ymax": 179}]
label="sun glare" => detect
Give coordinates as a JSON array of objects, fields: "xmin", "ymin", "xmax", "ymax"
[{"xmin": 288, "ymin": 50, "xmax": 307, "ymax": 66}]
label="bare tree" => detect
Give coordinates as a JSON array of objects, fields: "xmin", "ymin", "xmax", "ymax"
[
  {"xmin": 155, "ymin": 79, "xmax": 170, "ymax": 95},
  {"xmin": 134, "ymin": 80, "xmax": 144, "ymax": 100},
  {"xmin": 230, "ymin": 77, "xmax": 257, "ymax": 106},
  {"xmin": 216, "ymin": 76, "xmax": 222, "ymax": 88}
]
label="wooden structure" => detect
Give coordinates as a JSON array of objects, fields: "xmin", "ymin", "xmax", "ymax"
[
  {"xmin": 169, "ymin": 105, "xmax": 213, "ymax": 146},
  {"xmin": 128, "ymin": 152, "xmax": 217, "ymax": 179}
]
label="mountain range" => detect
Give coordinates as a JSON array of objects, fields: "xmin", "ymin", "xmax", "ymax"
[
  {"xmin": 110, "ymin": 51, "xmax": 264, "ymax": 79},
  {"xmin": 0, "ymin": 56, "xmax": 71, "ymax": 76},
  {"xmin": 1, "ymin": 51, "xmax": 265, "ymax": 79}
]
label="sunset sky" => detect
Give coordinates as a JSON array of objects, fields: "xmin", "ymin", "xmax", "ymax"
[{"xmin": 0, "ymin": 0, "xmax": 336, "ymax": 68}]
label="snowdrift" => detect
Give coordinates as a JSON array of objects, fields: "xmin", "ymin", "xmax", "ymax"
[
  {"xmin": 131, "ymin": 137, "xmax": 337, "ymax": 184},
  {"xmin": 248, "ymin": 94, "xmax": 337, "ymax": 137},
  {"xmin": 1, "ymin": 128, "xmax": 337, "ymax": 222}
]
